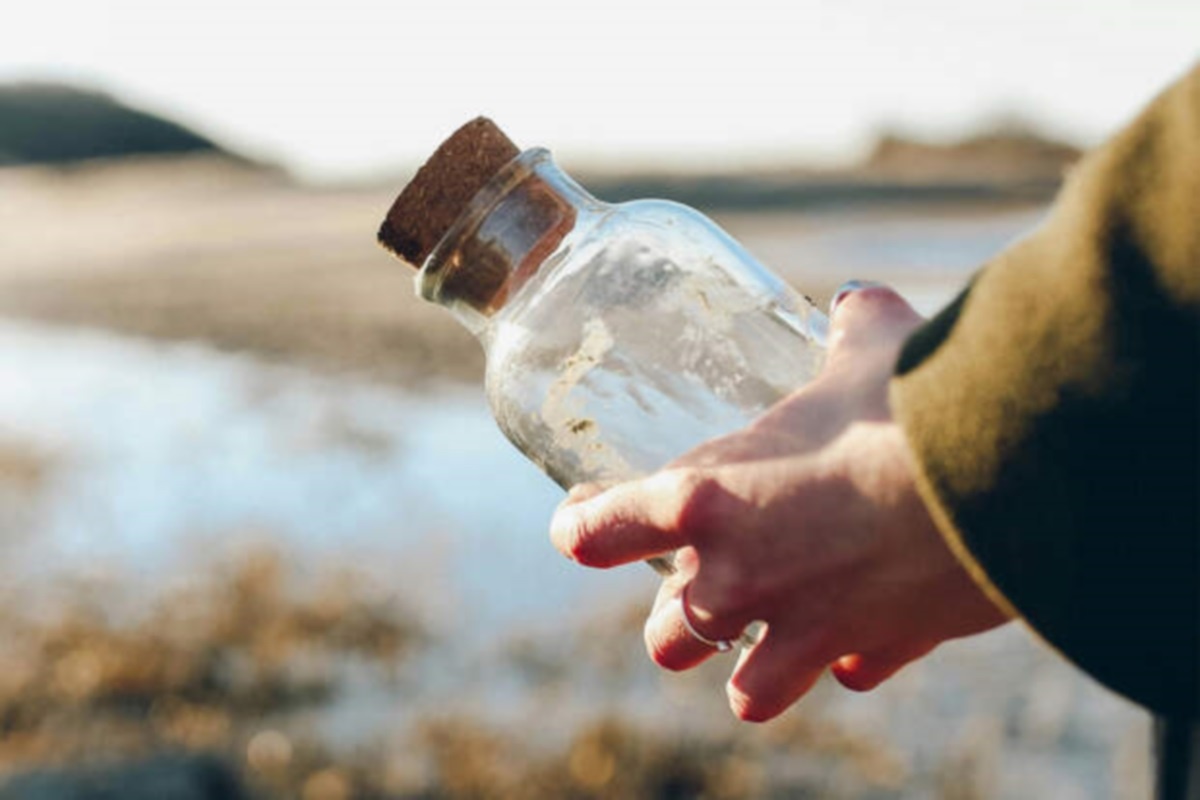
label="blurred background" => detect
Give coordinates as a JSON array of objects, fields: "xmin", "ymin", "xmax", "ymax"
[{"xmin": 0, "ymin": 1, "xmax": 1196, "ymax": 798}]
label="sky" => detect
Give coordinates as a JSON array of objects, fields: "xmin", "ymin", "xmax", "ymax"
[{"xmin": 2, "ymin": 0, "xmax": 1197, "ymax": 181}]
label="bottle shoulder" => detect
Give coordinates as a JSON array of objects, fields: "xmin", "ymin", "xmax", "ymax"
[
  {"xmin": 592, "ymin": 198, "xmax": 760, "ymax": 267},
  {"xmin": 604, "ymin": 197, "xmax": 722, "ymax": 235},
  {"xmin": 489, "ymin": 195, "xmax": 796, "ymax": 329}
]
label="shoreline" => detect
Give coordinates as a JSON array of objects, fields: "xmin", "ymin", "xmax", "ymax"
[{"xmin": 0, "ymin": 157, "xmax": 1041, "ymax": 388}]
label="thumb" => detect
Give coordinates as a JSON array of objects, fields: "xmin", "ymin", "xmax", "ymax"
[
  {"xmin": 560, "ymin": 481, "xmax": 612, "ymax": 507},
  {"xmin": 826, "ymin": 281, "xmax": 923, "ymax": 360}
]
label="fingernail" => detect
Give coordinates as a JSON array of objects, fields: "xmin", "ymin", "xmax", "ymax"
[
  {"xmin": 830, "ymin": 280, "xmax": 885, "ymax": 315},
  {"xmin": 564, "ymin": 482, "xmax": 604, "ymax": 506},
  {"xmin": 548, "ymin": 506, "xmax": 582, "ymax": 562},
  {"xmin": 563, "ymin": 481, "xmax": 617, "ymax": 508}
]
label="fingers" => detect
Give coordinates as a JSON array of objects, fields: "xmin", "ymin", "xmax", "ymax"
[
  {"xmin": 550, "ymin": 469, "xmax": 732, "ymax": 568},
  {"xmin": 562, "ymin": 481, "xmax": 611, "ymax": 505},
  {"xmin": 643, "ymin": 576, "xmax": 758, "ymax": 671},
  {"xmin": 826, "ymin": 281, "xmax": 923, "ymax": 361},
  {"xmin": 830, "ymin": 640, "xmax": 936, "ymax": 692},
  {"xmin": 644, "ymin": 581, "xmax": 723, "ymax": 671},
  {"xmin": 725, "ymin": 628, "xmax": 831, "ymax": 722}
]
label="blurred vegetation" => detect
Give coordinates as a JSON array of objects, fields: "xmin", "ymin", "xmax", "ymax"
[
  {"xmin": 0, "ymin": 83, "xmax": 230, "ymax": 166},
  {"xmin": 0, "ymin": 80, "xmax": 1135, "ymax": 800},
  {"xmin": 0, "ymin": 549, "xmax": 420, "ymax": 761},
  {"xmin": 0, "ymin": 550, "xmax": 923, "ymax": 799}
]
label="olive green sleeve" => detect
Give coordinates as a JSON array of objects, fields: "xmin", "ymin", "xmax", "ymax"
[{"xmin": 891, "ymin": 64, "xmax": 1199, "ymax": 717}]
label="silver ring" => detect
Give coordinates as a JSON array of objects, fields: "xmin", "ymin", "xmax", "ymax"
[{"xmin": 679, "ymin": 593, "xmax": 735, "ymax": 652}]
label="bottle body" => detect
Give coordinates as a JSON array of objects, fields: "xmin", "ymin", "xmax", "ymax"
[
  {"xmin": 418, "ymin": 149, "xmax": 828, "ymax": 498},
  {"xmin": 484, "ymin": 198, "xmax": 825, "ymax": 488}
]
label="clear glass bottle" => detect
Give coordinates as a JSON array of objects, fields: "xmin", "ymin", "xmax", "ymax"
[{"xmin": 416, "ymin": 148, "xmax": 829, "ymax": 572}]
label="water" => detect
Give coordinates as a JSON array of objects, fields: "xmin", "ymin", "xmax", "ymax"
[
  {"xmin": 733, "ymin": 206, "xmax": 1047, "ymax": 314},
  {"xmin": 0, "ymin": 206, "xmax": 1152, "ymax": 797},
  {"xmin": 0, "ymin": 208, "xmax": 1044, "ymax": 616},
  {"xmin": 0, "ymin": 318, "xmax": 1150, "ymax": 796},
  {"xmin": 0, "ymin": 319, "xmax": 651, "ymax": 637}
]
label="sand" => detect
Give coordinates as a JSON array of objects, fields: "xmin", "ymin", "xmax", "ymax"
[
  {"xmin": 0, "ymin": 156, "xmax": 483, "ymax": 387},
  {"xmin": 0, "ymin": 154, "xmax": 1042, "ymax": 387}
]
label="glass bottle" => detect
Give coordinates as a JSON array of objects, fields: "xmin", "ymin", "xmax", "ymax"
[{"xmin": 414, "ymin": 147, "xmax": 828, "ymax": 573}]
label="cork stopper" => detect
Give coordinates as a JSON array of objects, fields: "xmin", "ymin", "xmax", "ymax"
[{"xmin": 377, "ymin": 117, "xmax": 520, "ymax": 267}]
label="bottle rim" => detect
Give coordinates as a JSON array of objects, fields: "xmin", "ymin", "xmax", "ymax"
[{"xmin": 417, "ymin": 147, "xmax": 554, "ymax": 304}]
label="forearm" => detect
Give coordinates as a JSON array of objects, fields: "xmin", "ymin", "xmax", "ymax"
[{"xmin": 891, "ymin": 64, "xmax": 1200, "ymax": 716}]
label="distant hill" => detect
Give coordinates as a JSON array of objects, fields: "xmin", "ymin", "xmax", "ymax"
[
  {"xmin": 864, "ymin": 125, "xmax": 1082, "ymax": 182},
  {"xmin": 0, "ymin": 83, "xmax": 232, "ymax": 166},
  {"xmin": 582, "ymin": 123, "xmax": 1081, "ymax": 212}
]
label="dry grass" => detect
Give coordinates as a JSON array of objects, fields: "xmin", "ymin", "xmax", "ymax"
[
  {"xmin": 0, "ymin": 547, "xmax": 928, "ymax": 799},
  {"xmin": 0, "ymin": 441, "xmax": 53, "ymax": 495},
  {"xmin": 0, "ymin": 539, "xmax": 1154, "ymax": 798},
  {"xmin": 0, "ymin": 549, "xmax": 421, "ymax": 776}
]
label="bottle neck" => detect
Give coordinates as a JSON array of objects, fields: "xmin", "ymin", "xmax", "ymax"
[{"xmin": 416, "ymin": 148, "xmax": 597, "ymax": 333}]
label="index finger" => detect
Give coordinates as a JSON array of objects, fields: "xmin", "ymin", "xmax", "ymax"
[{"xmin": 549, "ymin": 470, "xmax": 700, "ymax": 568}]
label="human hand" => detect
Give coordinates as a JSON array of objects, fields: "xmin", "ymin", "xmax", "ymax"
[{"xmin": 550, "ymin": 284, "xmax": 1012, "ymax": 722}]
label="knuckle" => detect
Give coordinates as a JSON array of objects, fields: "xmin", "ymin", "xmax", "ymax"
[
  {"xmin": 800, "ymin": 626, "xmax": 840, "ymax": 665},
  {"xmin": 697, "ymin": 563, "xmax": 750, "ymax": 621},
  {"xmin": 666, "ymin": 469, "xmax": 730, "ymax": 541}
]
